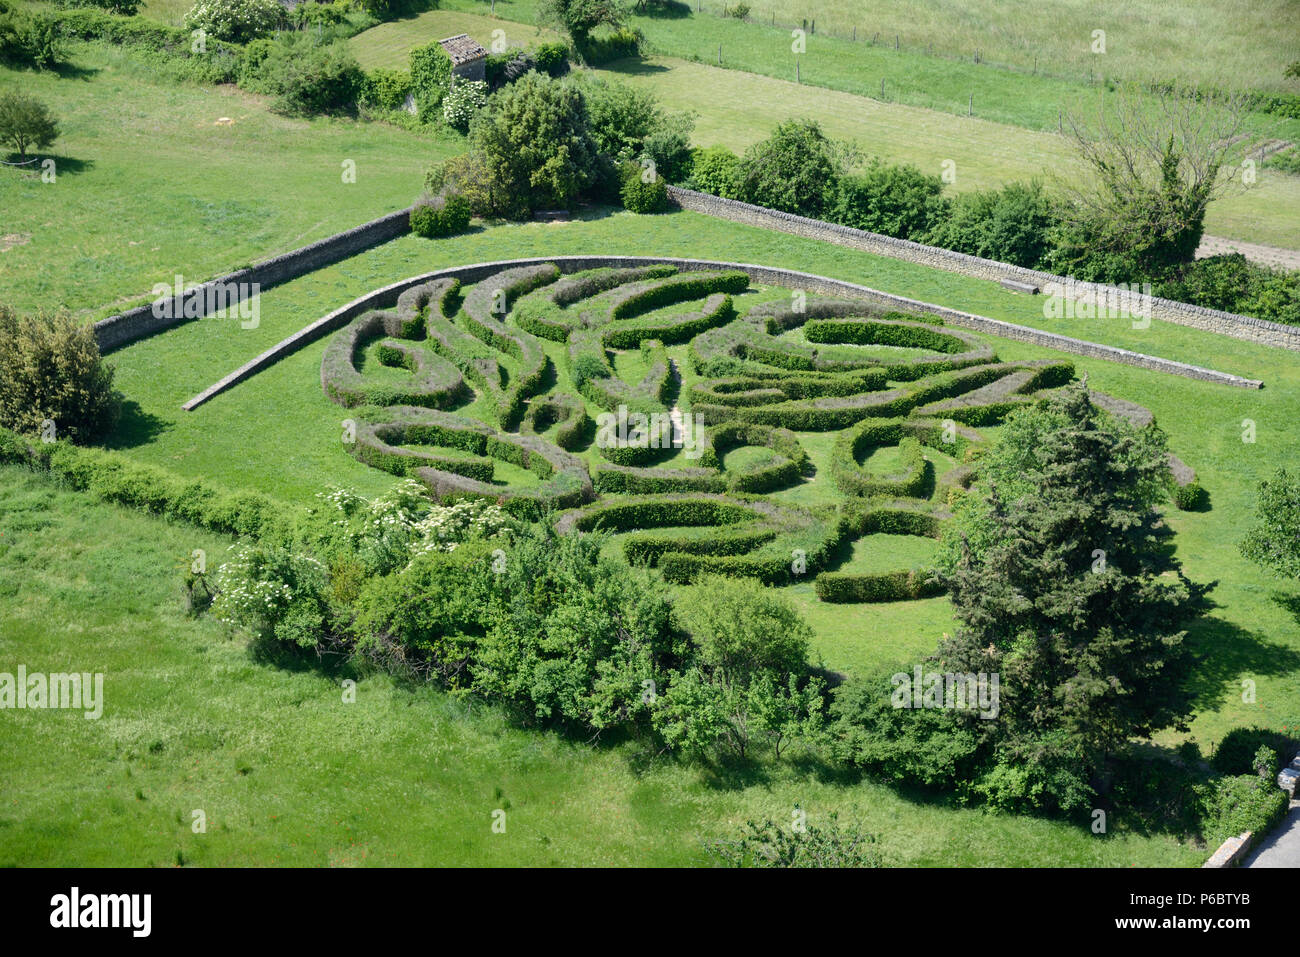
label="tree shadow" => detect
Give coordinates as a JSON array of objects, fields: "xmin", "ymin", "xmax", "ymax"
[
  {"xmin": 632, "ymin": 0, "xmax": 693, "ymax": 19},
  {"xmin": 601, "ymin": 58, "xmax": 673, "ymax": 77},
  {"xmin": 1272, "ymin": 591, "xmax": 1300, "ymax": 627},
  {"xmin": 103, "ymin": 400, "xmax": 171, "ymax": 450},
  {"xmin": 1181, "ymin": 611, "xmax": 1300, "ymax": 715}
]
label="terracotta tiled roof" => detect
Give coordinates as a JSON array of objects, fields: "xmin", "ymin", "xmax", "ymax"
[{"xmin": 438, "ymin": 34, "xmax": 487, "ymax": 65}]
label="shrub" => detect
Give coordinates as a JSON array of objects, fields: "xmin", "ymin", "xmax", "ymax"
[
  {"xmin": 583, "ymin": 77, "xmax": 692, "ymax": 181},
  {"xmin": 183, "ymin": 0, "xmax": 282, "ymax": 42},
  {"xmin": 240, "ymin": 36, "xmax": 364, "ymax": 116},
  {"xmin": 1198, "ymin": 774, "xmax": 1290, "ymax": 847},
  {"xmin": 360, "ymin": 68, "xmax": 412, "ymax": 112},
  {"xmin": 442, "ymin": 78, "xmax": 488, "ymax": 133},
  {"xmin": 577, "ymin": 26, "xmax": 642, "ymax": 64},
  {"xmin": 1211, "ymin": 726, "xmax": 1294, "ymax": 776},
  {"xmin": 51, "ymin": 0, "xmax": 141, "ymax": 13},
  {"xmin": 687, "ymin": 145, "xmax": 742, "ymax": 198},
  {"xmin": 1173, "ymin": 481, "xmax": 1206, "ymax": 511},
  {"xmin": 734, "ymin": 119, "xmax": 851, "ymax": 218},
  {"xmin": 619, "ymin": 163, "xmax": 669, "ymax": 212},
  {"xmin": 0, "ymin": 306, "xmax": 120, "ymax": 444},
  {"xmin": 1155, "ymin": 254, "xmax": 1300, "ymax": 326},
  {"xmin": 831, "ymin": 158, "xmax": 946, "ymax": 240},
  {"xmin": 533, "ymin": 41, "xmax": 570, "ymax": 77},
  {"xmin": 0, "ymin": 92, "xmax": 58, "ymax": 160},
  {"xmin": 408, "ymin": 39, "xmax": 453, "ymax": 114},
  {"xmin": 923, "ymin": 181, "xmax": 1058, "ymax": 269},
  {"xmin": 0, "ymin": 2, "xmax": 63, "ymax": 69},
  {"xmin": 410, "ymin": 191, "xmax": 473, "ymax": 238},
  {"xmin": 707, "ymin": 817, "xmax": 881, "ymax": 868}
]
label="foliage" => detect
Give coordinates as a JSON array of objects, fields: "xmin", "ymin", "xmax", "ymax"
[
  {"xmin": 537, "ymin": 0, "xmax": 628, "ymax": 47},
  {"xmin": 1198, "ymin": 774, "xmax": 1290, "ymax": 848},
  {"xmin": 619, "ymin": 162, "xmax": 668, "ymax": 212},
  {"xmin": 240, "ymin": 35, "xmax": 364, "ymax": 117},
  {"xmin": 464, "ymin": 72, "xmax": 600, "ymax": 218},
  {"xmin": 685, "ymin": 145, "xmax": 742, "ymax": 198},
  {"xmin": 410, "ymin": 191, "xmax": 473, "ymax": 238},
  {"xmin": 408, "ymin": 39, "xmax": 453, "ymax": 114},
  {"xmin": 830, "ymin": 157, "xmax": 946, "ymax": 240},
  {"xmin": 933, "ymin": 383, "xmax": 1211, "ymax": 808},
  {"xmin": 212, "ymin": 541, "xmax": 332, "ymax": 648},
  {"xmin": 0, "ymin": 91, "xmax": 58, "ymax": 160},
  {"xmin": 583, "ymin": 77, "xmax": 692, "ymax": 181},
  {"xmin": 923, "ymin": 180, "xmax": 1058, "ymax": 269},
  {"xmin": 1173, "ymin": 481, "xmax": 1206, "ymax": 511},
  {"xmin": 1155, "ymin": 254, "xmax": 1300, "ymax": 327},
  {"xmin": 360, "ymin": 68, "xmax": 412, "ymax": 112},
  {"xmin": 532, "ymin": 41, "xmax": 570, "ymax": 77},
  {"xmin": 1239, "ymin": 468, "xmax": 1300, "ymax": 580},
  {"xmin": 0, "ymin": 2, "xmax": 62, "ymax": 69},
  {"xmin": 183, "ymin": 0, "xmax": 283, "ymax": 43},
  {"xmin": 0, "ymin": 306, "xmax": 119, "ymax": 443},
  {"xmin": 707, "ymin": 816, "xmax": 881, "ymax": 867},
  {"xmin": 734, "ymin": 119, "xmax": 852, "ymax": 218},
  {"xmin": 442, "ymin": 78, "xmax": 488, "ymax": 133},
  {"xmin": 675, "ymin": 575, "xmax": 812, "ymax": 686}
]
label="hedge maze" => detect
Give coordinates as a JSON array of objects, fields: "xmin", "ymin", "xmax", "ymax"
[{"xmin": 320, "ymin": 259, "xmax": 1183, "ymax": 602}]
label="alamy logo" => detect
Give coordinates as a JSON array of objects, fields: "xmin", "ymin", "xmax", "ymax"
[
  {"xmin": 891, "ymin": 666, "xmax": 1000, "ymax": 719},
  {"xmin": 151, "ymin": 274, "xmax": 260, "ymax": 329},
  {"xmin": 50, "ymin": 888, "xmax": 151, "ymax": 937},
  {"xmin": 1042, "ymin": 279, "xmax": 1153, "ymax": 328},
  {"xmin": 595, "ymin": 404, "xmax": 707, "ymax": 460},
  {"xmin": 0, "ymin": 666, "xmax": 103, "ymax": 719}
]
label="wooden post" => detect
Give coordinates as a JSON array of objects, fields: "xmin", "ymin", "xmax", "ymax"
[
  {"xmin": 853, "ymin": 25, "xmax": 856, "ymax": 41},
  {"xmin": 1058, "ymin": 109, "xmax": 1062, "ymax": 133},
  {"xmin": 895, "ymin": 34, "xmax": 899, "ymax": 49},
  {"xmin": 811, "ymin": 19, "xmax": 815, "ymax": 34},
  {"xmin": 880, "ymin": 77, "xmax": 885, "ymax": 98},
  {"xmin": 796, "ymin": 59, "xmax": 800, "ymax": 83},
  {"xmin": 718, "ymin": 44, "xmax": 722, "ymax": 65},
  {"xmin": 968, "ymin": 93, "xmax": 973, "ymax": 116}
]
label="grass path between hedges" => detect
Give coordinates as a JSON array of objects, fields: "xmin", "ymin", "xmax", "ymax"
[
  {"xmin": 0, "ymin": 463, "xmax": 1207, "ymax": 866},
  {"xmin": 100, "ymin": 209, "xmax": 1300, "ymax": 754}
]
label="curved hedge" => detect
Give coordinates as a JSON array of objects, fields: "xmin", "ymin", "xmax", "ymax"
[{"xmin": 321, "ymin": 311, "xmax": 468, "ymax": 409}]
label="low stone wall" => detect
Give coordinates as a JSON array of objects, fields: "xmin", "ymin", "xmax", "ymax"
[
  {"xmin": 1203, "ymin": 831, "xmax": 1255, "ymax": 868},
  {"xmin": 93, "ymin": 207, "xmax": 414, "ymax": 354},
  {"xmin": 182, "ymin": 255, "xmax": 1260, "ymax": 411},
  {"xmin": 666, "ymin": 186, "xmax": 1300, "ymax": 353}
]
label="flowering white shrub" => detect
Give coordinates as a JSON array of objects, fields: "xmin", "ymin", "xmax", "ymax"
[
  {"xmin": 184, "ymin": 0, "xmax": 283, "ymax": 43},
  {"xmin": 442, "ymin": 79, "xmax": 488, "ymax": 133},
  {"xmin": 211, "ymin": 542, "xmax": 329, "ymax": 647}
]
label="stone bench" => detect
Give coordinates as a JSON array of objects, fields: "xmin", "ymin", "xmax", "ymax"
[
  {"xmin": 534, "ymin": 209, "xmax": 571, "ymax": 222},
  {"xmin": 999, "ymin": 277, "xmax": 1040, "ymax": 295}
]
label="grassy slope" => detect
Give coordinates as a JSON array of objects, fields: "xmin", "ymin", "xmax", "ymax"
[
  {"xmin": 0, "ymin": 465, "xmax": 1202, "ymax": 866},
  {"xmin": 101, "ymin": 209, "xmax": 1300, "ymax": 751},
  {"xmin": 348, "ymin": 8, "xmax": 1300, "ymax": 249},
  {"xmin": 451, "ymin": 0, "xmax": 1300, "ymax": 95},
  {"xmin": 0, "ymin": 43, "xmax": 461, "ymax": 316}
]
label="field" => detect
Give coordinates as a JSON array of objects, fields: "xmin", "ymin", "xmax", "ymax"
[
  {"xmin": 347, "ymin": 8, "xmax": 1300, "ymax": 250},
  {"xmin": 0, "ymin": 43, "xmax": 461, "ymax": 317}
]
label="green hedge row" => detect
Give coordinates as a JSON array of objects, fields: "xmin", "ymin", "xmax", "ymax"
[
  {"xmin": 549, "ymin": 264, "xmax": 678, "ymax": 306},
  {"xmin": 624, "ymin": 525, "xmax": 777, "ymax": 566},
  {"xmin": 606, "ymin": 270, "xmax": 749, "ymax": 322},
  {"xmin": 832, "ymin": 426, "xmax": 931, "ymax": 498},
  {"xmin": 842, "ymin": 503, "xmax": 943, "ymax": 538},
  {"xmin": 814, "ymin": 568, "xmax": 945, "ymax": 603},
  {"xmin": 321, "ymin": 312, "xmax": 468, "ymax": 409},
  {"xmin": 568, "ymin": 495, "xmax": 760, "ymax": 533},
  {"xmin": 658, "ymin": 507, "xmax": 850, "ymax": 586},
  {"xmin": 0, "ymin": 427, "xmax": 289, "ymax": 539},
  {"xmin": 804, "ymin": 318, "xmax": 970, "ymax": 354},
  {"xmin": 602, "ymin": 293, "xmax": 737, "ymax": 349},
  {"xmin": 591, "ymin": 464, "xmax": 728, "ymax": 494},
  {"xmin": 350, "ymin": 418, "xmax": 496, "ymax": 481},
  {"xmin": 521, "ymin": 393, "xmax": 589, "ymax": 451}
]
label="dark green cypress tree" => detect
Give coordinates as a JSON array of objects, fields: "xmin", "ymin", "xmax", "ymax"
[{"xmin": 938, "ymin": 383, "xmax": 1212, "ymax": 800}]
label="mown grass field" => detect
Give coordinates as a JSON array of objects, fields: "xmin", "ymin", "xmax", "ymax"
[
  {"xmin": 0, "ymin": 43, "xmax": 461, "ymax": 317},
  {"xmin": 0, "ymin": 465, "xmax": 1207, "ymax": 866},
  {"xmin": 347, "ymin": 8, "xmax": 1300, "ymax": 249},
  {"xmin": 439, "ymin": 0, "xmax": 1300, "ymax": 96}
]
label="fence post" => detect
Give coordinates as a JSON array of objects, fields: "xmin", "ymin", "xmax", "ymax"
[
  {"xmin": 796, "ymin": 58, "xmax": 800, "ymax": 83},
  {"xmin": 968, "ymin": 93, "xmax": 972, "ymax": 116},
  {"xmin": 718, "ymin": 44, "xmax": 722, "ymax": 65},
  {"xmin": 880, "ymin": 77, "xmax": 885, "ymax": 98}
]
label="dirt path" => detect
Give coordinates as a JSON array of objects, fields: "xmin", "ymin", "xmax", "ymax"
[{"xmin": 1197, "ymin": 236, "xmax": 1300, "ymax": 271}]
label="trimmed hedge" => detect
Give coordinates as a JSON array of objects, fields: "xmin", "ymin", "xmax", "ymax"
[
  {"xmin": 0, "ymin": 427, "xmax": 290, "ymax": 538},
  {"xmin": 521, "ymin": 393, "xmax": 589, "ymax": 451},
  {"xmin": 321, "ymin": 311, "xmax": 467, "ymax": 409},
  {"xmin": 832, "ymin": 425, "xmax": 931, "ymax": 498},
  {"xmin": 602, "ymin": 293, "xmax": 737, "ymax": 349},
  {"xmin": 606, "ymin": 270, "xmax": 749, "ymax": 322},
  {"xmin": 814, "ymin": 568, "xmax": 945, "ymax": 603},
  {"xmin": 592, "ymin": 464, "xmax": 727, "ymax": 494}
]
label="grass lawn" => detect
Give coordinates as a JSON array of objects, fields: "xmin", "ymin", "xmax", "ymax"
[
  {"xmin": 436, "ymin": 0, "xmax": 1300, "ymax": 97},
  {"xmin": 0, "ymin": 42, "xmax": 461, "ymax": 317},
  {"xmin": 346, "ymin": 8, "xmax": 1300, "ymax": 249},
  {"xmin": 0, "ymin": 464, "xmax": 1205, "ymax": 866}
]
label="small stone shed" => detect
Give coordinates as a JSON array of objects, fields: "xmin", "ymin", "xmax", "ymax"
[{"xmin": 439, "ymin": 34, "xmax": 488, "ymax": 83}]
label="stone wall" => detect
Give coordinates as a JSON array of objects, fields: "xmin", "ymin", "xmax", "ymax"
[
  {"xmin": 666, "ymin": 186, "xmax": 1300, "ymax": 353},
  {"xmin": 93, "ymin": 207, "xmax": 414, "ymax": 354},
  {"xmin": 182, "ymin": 255, "xmax": 1261, "ymax": 411}
]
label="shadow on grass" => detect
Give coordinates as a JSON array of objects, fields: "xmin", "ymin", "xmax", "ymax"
[
  {"xmin": 1271, "ymin": 591, "xmax": 1300, "ymax": 626},
  {"xmin": 1182, "ymin": 611, "xmax": 1300, "ymax": 715},
  {"xmin": 104, "ymin": 400, "xmax": 171, "ymax": 450},
  {"xmin": 632, "ymin": 0, "xmax": 692, "ymax": 19}
]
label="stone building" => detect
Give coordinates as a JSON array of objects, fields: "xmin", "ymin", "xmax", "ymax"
[{"xmin": 439, "ymin": 34, "xmax": 488, "ymax": 84}]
